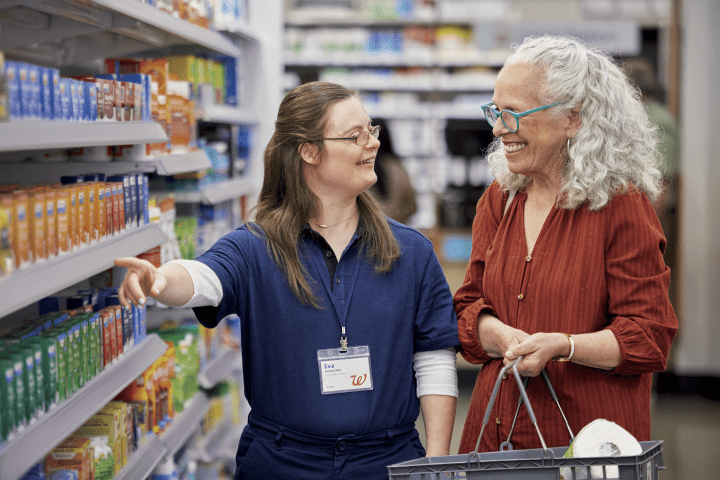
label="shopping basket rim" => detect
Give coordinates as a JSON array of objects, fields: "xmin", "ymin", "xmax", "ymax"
[{"xmin": 387, "ymin": 439, "xmax": 664, "ymax": 470}]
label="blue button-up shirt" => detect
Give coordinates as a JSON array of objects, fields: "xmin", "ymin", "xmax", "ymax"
[{"xmin": 194, "ymin": 219, "xmax": 458, "ymax": 438}]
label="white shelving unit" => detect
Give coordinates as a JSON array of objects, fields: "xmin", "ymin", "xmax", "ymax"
[
  {"xmin": 114, "ymin": 434, "xmax": 167, "ymax": 480},
  {"xmin": 0, "ymin": 121, "xmax": 167, "ymax": 152},
  {"xmin": 0, "ymin": 151, "xmax": 212, "ymax": 182},
  {"xmin": 161, "ymin": 392, "xmax": 211, "ymax": 458},
  {"xmin": 0, "ymin": 0, "xmax": 282, "ymax": 477},
  {"xmin": 197, "ymin": 347, "xmax": 238, "ymax": 389},
  {"xmin": 170, "ymin": 177, "xmax": 256, "ymax": 205},
  {"xmin": 0, "ymin": 224, "xmax": 167, "ymax": 319}
]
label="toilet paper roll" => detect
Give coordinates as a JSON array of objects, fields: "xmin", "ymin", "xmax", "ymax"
[{"xmin": 560, "ymin": 419, "xmax": 642, "ymax": 480}]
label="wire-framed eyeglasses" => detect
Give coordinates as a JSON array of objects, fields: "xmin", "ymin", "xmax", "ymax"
[
  {"xmin": 482, "ymin": 102, "xmax": 561, "ymax": 133},
  {"xmin": 323, "ymin": 125, "xmax": 381, "ymax": 146}
]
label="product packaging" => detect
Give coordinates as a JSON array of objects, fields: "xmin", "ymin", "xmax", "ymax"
[
  {"xmin": 45, "ymin": 436, "xmax": 93, "ymax": 480},
  {"xmin": 140, "ymin": 59, "xmax": 170, "ymax": 154},
  {"xmin": 0, "ymin": 194, "xmax": 14, "ymax": 276},
  {"xmin": 11, "ymin": 189, "xmax": 30, "ymax": 269},
  {"xmin": 43, "ymin": 186, "xmax": 57, "ymax": 258}
]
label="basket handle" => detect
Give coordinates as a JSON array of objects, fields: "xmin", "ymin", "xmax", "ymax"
[{"xmin": 473, "ymin": 356, "xmax": 548, "ymax": 453}]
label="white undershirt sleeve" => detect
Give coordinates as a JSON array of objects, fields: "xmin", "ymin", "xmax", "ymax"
[
  {"xmin": 167, "ymin": 259, "xmax": 223, "ymax": 308},
  {"xmin": 413, "ymin": 347, "xmax": 458, "ymax": 398}
]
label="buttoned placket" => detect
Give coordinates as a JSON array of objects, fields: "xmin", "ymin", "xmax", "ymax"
[{"xmin": 308, "ymin": 233, "xmax": 363, "ymax": 349}]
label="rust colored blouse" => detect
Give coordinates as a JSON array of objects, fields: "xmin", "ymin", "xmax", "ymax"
[{"xmin": 454, "ymin": 181, "xmax": 678, "ymax": 454}]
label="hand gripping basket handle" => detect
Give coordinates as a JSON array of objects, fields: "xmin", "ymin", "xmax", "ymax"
[{"xmin": 473, "ymin": 356, "xmax": 549, "ymax": 453}]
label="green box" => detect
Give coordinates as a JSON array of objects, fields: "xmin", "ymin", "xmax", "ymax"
[
  {"xmin": 0, "ymin": 351, "xmax": 25, "ymax": 430},
  {"xmin": 1, "ymin": 359, "xmax": 17, "ymax": 441},
  {"xmin": 92, "ymin": 312, "xmax": 102, "ymax": 376},
  {"xmin": 69, "ymin": 315, "xmax": 90, "ymax": 386},
  {"xmin": 25, "ymin": 340, "xmax": 45, "ymax": 414},
  {"xmin": 3, "ymin": 345, "xmax": 36, "ymax": 424},
  {"xmin": 44, "ymin": 327, "xmax": 68, "ymax": 402},
  {"xmin": 24, "ymin": 336, "xmax": 59, "ymax": 409},
  {"xmin": 66, "ymin": 323, "xmax": 80, "ymax": 394}
]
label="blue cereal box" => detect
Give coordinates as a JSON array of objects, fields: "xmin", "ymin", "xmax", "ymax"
[
  {"xmin": 58, "ymin": 78, "xmax": 72, "ymax": 121},
  {"xmin": 5, "ymin": 61, "xmax": 22, "ymax": 120},
  {"xmin": 41, "ymin": 68, "xmax": 53, "ymax": 120},
  {"xmin": 50, "ymin": 69, "xmax": 61, "ymax": 120},
  {"xmin": 84, "ymin": 81, "xmax": 97, "ymax": 121},
  {"xmin": 71, "ymin": 80, "xmax": 81, "ymax": 121},
  {"xmin": 17, "ymin": 63, "xmax": 34, "ymax": 119}
]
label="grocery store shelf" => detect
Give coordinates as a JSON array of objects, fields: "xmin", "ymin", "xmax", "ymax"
[
  {"xmin": 146, "ymin": 306, "xmax": 197, "ymax": 328},
  {"xmin": 114, "ymin": 433, "xmax": 167, "ymax": 480},
  {"xmin": 171, "ymin": 176, "xmax": 255, "ymax": 204},
  {"xmin": 154, "ymin": 150, "xmax": 212, "ymax": 175},
  {"xmin": 0, "ymin": 0, "xmax": 241, "ymax": 65},
  {"xmin": 0, "ymin": 150, "xmax": 211, "ymax": 184},
  {"xmin": 198, "ymin": 347, "xmax": 238, "ymax": 389},
  {"xmin": 0, "ymin": 121, "xmax": 167, "ymax": 152},
  {"xmin": 0, "ymin": 334, "xmax": 168, "ymax": 480},
  {"xmin": 162, "ymin": 393, "xmax": 211, "ymax": 457},
  {"xmin": 286, "ymin": 56, "xmax": 434, "ymax": 67},
  {"xmin": 285, "ymin": 11, "xmax": 444, "ymax": 26},
  {"xmin": 0, "ymin": 223, "xmax": 167, "ymax": 319},
  {"xmin": 197, "ymin": 105, "xmax": 260, "ymax": 125},
  {"xmin": 192, "ymin": 420, "xmax": 233, "ymax": 464},
  {"xmin": 94, "ymin": 0, "xmax": 241, "ymax": 56},
  {"xmin": 285, "ymin": 53, "xmax": 508, "ymax": 68}
]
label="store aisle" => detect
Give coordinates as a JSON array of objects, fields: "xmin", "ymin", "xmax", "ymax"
[{"xmin": 414, "ymin": 367, "xmax": 720, "ymax": 480}]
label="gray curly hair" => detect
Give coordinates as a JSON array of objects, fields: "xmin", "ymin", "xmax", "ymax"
[{"xmin": 487, "ymin": 35, "xmax": 663, "ymax": 210}]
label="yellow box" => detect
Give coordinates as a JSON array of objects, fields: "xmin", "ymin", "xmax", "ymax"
[
  {"xmin": 55, "ymin": 185, "xmax": 72, "ymax": 254},
  {"xmin": 45, "ymin": 436, "xmax": 92, "ymax": 480},
  {"xmin": 0, "ymin": 194, "xmax": 14, "ymax": 276},
  {"xmin": 27, "ymin": 189, "xmax": 47, "ymax": 262},
  {"xmin": 43, "ymin": 187, "xmax": 57, "ymax": 257}
]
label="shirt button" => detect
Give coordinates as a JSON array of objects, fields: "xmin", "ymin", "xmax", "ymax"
[
  {"xmin": 326, "ymin": 251, "xmax": 332, "ymax": 258},
  {"xmin": 337, "ymin": 441, "xmax": 347, "ymax": 451},
  {"xmin": 518, "ymin": 294, "xmax": 524, "ymax": 300},
  {"xmin": 496, "ymin": 417, "xmax": 501, "ymax": 425},
  {"xmin": 526, "ymin": 255, "xmax": 532, "ymax": 262},
  {"xmin": 336, "ymin": 278, "xmax": 341, "ymax": 284}
]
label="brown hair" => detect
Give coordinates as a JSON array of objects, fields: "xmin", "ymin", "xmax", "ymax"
[{"xmin": 252, "ymin": 81, "xmax": 400, "ymax": 308}]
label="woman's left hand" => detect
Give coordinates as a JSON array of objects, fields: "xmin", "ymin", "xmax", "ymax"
[{"xmin": 503, "ymin": 332, "xmax": 569, "ymax": 376}]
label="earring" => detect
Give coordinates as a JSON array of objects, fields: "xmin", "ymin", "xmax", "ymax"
[{"xmin": 567, "ymin": 137, "xmax": 572, "ymax": 151}]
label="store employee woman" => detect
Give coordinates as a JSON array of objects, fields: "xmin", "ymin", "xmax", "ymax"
[{"xmin": 114, "ymin": 81, "xmax": 459, "ymax": 480}]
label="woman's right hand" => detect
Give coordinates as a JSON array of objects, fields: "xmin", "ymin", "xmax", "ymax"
[
  {"xmin": 114, "ymin": 257, "xmax": 168, "ymax": 310},
  {"xmin": 478, "ymin": 313, "xmax": 530, "ymax": 359}
]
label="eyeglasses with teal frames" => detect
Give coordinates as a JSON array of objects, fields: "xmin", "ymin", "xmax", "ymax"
[{"xmin": 482, "ymin": 102, "xmax": 561, "ymax": 133}]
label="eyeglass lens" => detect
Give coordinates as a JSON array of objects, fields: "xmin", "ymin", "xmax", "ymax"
[
  {"xmin": 500, "ymin": 111, "xmax": 519, "ymax": 131},
  {"xmin": 484, "ymin": 107, "xmax": 519, "ymax": 132},
  {"xmin": 357, "ymin": 126, "xmax": 380, "ymax": 146}
]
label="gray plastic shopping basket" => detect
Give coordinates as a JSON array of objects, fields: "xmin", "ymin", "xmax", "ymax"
[{"xmin": 388, "ymin": 357, "xmax": 665, "ymax": 480}]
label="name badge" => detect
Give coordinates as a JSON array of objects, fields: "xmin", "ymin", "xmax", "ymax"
[{"xmin": 317, "ymin": 346, "xmax": 373, "ymax": 395}]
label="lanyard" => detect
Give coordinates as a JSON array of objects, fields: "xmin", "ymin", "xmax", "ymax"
[{"xmin": 310, "ymin": 240, "xmax": 363, "ymax": 353}]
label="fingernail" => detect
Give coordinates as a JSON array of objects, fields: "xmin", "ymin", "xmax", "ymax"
[{"xmin": 138, "ymin": 298, "xmax": 145, "ymax": 306}]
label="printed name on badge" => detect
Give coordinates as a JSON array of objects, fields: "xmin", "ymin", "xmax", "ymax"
[{"xmin": 317, "ymin": 346, "xmax": 373, "ymax": 394}]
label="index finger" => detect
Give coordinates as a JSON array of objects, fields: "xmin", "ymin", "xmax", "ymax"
[{"xmin": 114, "ymin": 257, "xmax": 150, "ymax": 270}]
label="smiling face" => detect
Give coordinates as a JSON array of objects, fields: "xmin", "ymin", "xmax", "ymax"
[
  {"xmin": 300, "ymin": 96, "xmax": 379, "ymax": 200},
  {"xmin": 491, "ymin": 62, "xmax": 577, "ymax": 184}
]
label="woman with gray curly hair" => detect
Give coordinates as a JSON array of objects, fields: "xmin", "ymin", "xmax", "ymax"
[{"xmin": 454, "ymin": 35, "xmax": 678, "ymax": 453}]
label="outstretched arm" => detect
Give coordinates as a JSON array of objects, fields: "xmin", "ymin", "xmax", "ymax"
[{"xmin": 114, "ymin": 257, "xmax": 194, "ymax": 309}]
